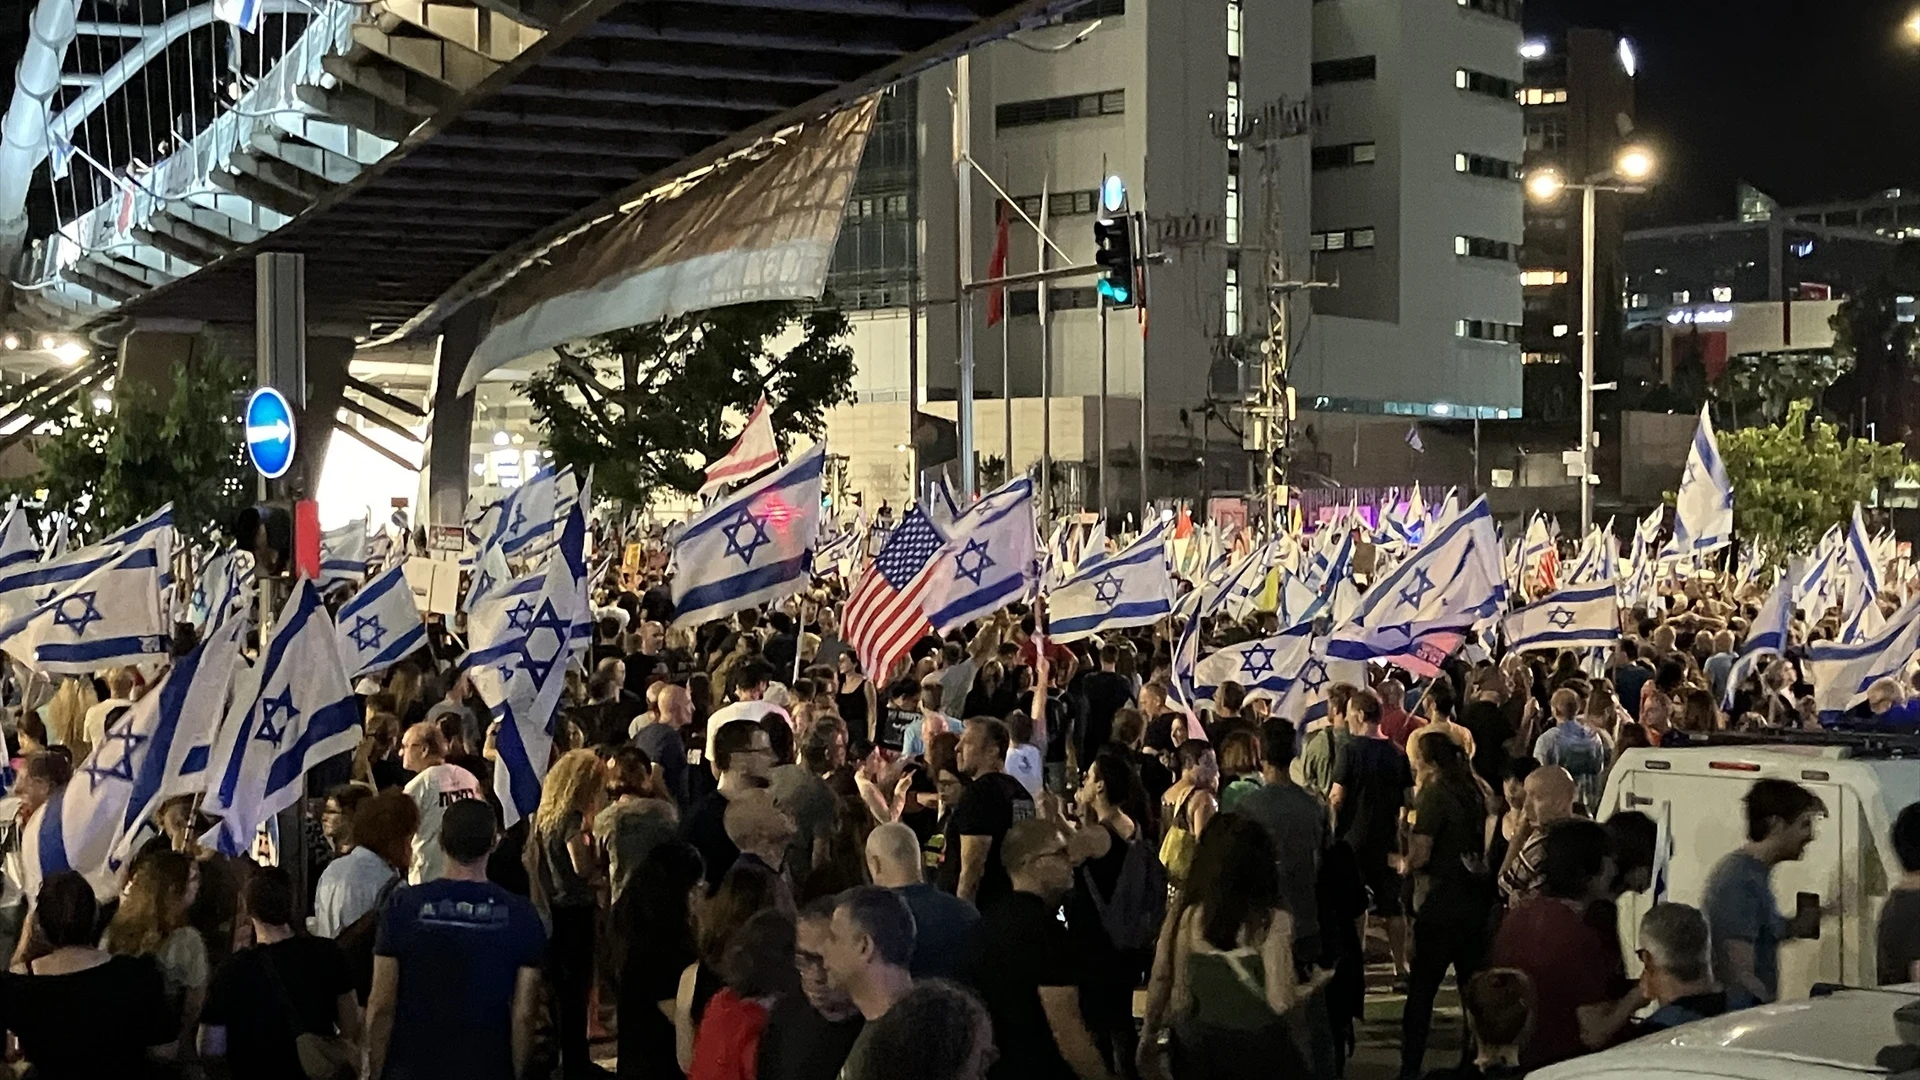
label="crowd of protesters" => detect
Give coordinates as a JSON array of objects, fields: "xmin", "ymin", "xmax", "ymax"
[{"xmin": 0, "ymin": 550, "xmax": 1909, "ymax": 1080}]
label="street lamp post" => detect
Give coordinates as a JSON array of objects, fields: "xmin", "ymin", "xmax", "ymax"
[{"xmin": 1526, "ymin": 144, "xmax": 1656, "ymax": 535}]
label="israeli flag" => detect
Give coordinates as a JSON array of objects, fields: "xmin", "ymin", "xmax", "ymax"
[
  {"xmin": 1842, "ymin": 504, "xmax": 1884, "ymax": 625},
  {"xmin": 335, "ymin": 564, "xmax": 425, "ymax": 679},
  {"xmin": 317, "ymin": 519, "xmax": 368, "ymax": 590},
  {"xmin": 480, "ymin": 467, "xmax": 578, "ymax": 562},
  {"xmin": 0, "ymin": 534, "xmax": 168, "ymax": 673},
  {"xmin": 1805, "ymin": 595, "xmax": 1920, "ymax": 719},
  {"xmin": 670, "ymin": 445, "xmax": 826, "ymax": 629},
  {"xmin": 1329, "ymin": 496, "xmax": 1505, "ymax": 676},
  {"xmin": 1047, "ymin": 522, "xmax": 1174, "ymax": 642},
  {"xmin": 1725, "ymin": 567, "xmax": 1794, "ymax": 708},
  {"xmin": 0, "ymin": 505, "xmax": 172, "ymax": 629},
  {"xmin": 1192, "ymin": 626, "xmax": 1316, "ymax": 705},
  {"xmin": 1501, "ymin": 581, "xmax": 1619, "ymax": 654},
  {"xmin": 43, "ymin": 516, "xmax": 68, "ymax": 561},
  {"xmin": 923, "ymin": 477, "xmax": 1038, "ymax": 633},
  {"xmin": 21, "ymin": 616, "xmax": 246, "ymax": 901},
  {"xmin": 214, "ymin": 0, "xmax": 263, "ymax": 33},
  {"xmin": 199, "ymin": 580, "xmax": 361, "ymax": 857},
  {"xmin": 188, "ymin": 549, "xmax": 252, "ymax": 630},
  {"xmin": 0, "ymin": 506, "xmax": 35, "ymax": 570},
  {"xmin": 815, "ymin": 527, "xmax": 865, "ymax": 580},
  {"xmin": 1267, "ymin": 636, "xmax": 1366, "ymax": 729},
  {"xmin": 474, "ymin": 498, "xmax": 588, "ymax": 826},
  {"xmin": 1665, "ymin": 407, "xmax": 1734, "ymax": 556}
]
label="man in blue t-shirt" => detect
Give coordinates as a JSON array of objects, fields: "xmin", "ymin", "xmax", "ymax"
[
  {"xmin": 1702, "ymin": 779, "xmax": 1825, "ymax": 1005},
  {"xmin": 367, "ymin": 800, "xmax": 547, "ymax": 1080}
]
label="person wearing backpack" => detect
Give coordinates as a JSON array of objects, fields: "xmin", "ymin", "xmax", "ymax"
[
  {"xmin": 1071, "ymin": 750, "xmax": 1165, "ymax": 1080},
  {"xmin": 1531, "ymin": 688, "xmax": 1607, "ymax": 816}
]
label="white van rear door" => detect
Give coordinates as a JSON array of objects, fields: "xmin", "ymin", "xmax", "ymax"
[{"xmin": 1614, "ymin": 765, "xmax": 1847, "ymax": 998}]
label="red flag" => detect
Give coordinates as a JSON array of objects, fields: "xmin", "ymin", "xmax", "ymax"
[{"xmin": 986, "ymin": 202, "xmax": 1011, "ymax": 327}]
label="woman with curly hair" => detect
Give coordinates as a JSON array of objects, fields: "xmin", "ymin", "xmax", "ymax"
[
  {"xmin": 526, "ymin": 748, "xmax": 607, "ymax": 1078},
  {"xmin": 103, "ymin": 847, "xmax": 209, "ymax": 1063}
]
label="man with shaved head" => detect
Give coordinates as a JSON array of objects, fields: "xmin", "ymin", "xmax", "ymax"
[{"xmin": 1499, "ymin": 765, "xmax": 1578, "ymax": 903}]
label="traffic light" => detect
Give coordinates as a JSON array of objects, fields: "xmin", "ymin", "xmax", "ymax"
[{"xmin": 1093, "ymin": 214, "xmax": 1136, "ymax": 308}]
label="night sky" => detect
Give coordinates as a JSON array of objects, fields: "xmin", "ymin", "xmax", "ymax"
[{"xmin": 1533, "ymin": 0, "xmax": 1920, "ymax": 225}]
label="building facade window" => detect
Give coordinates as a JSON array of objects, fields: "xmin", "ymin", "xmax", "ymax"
[
  {"xmin": 1454, "ymin": 234, "xmax": 1516, "ymax": 261},
  {"xmin": 1310, "ymin": 227, "xmax": 1376, "ymax": 251},
  {"xmin": 1628, "ymin": 293, "xmax": 1651, "ymax": 308},
  {"xmin": 1225, "ymin": 173, "xmax": 1240, "ymax": 243},
  {"xmin": 1518, "ymin": 87, "xmax": 1568, "ymax": 105},
  {"xmin": 1672, "ymin": 290, "xmax": 1690, "ymax": 304},
  {"xmin": 1313, "ymin": 142, "xmax": 1377, "ymax": 170},
  {"xmin": 1521, "ymin": 269, "xmax": 1568, "ymax": 286},
  {"xmin": 1456, "ymin": 318, "xmax": 1521, "ymax": 343},
  {"xmin": 1059, "ymin": 0, "xmax": 1123, "ymax": 22},
  {"xmin": 995, "ymin": 89, "xmax": 1125, "ymax": 130},
  {"xmin": 1010, "ymin": 286, "xmax": 1100, "ymax": 316},
  {"xmin": 1523, "ymin": 351, "xmax": 1568, "ymax": 365},
  {"xmin": 1456, "ymin": 69, "xmax": 1520, "ymax": 101},
  {"xmin": 826, "ymin": 81, "xmax": 919, "ymax": 310},
  {"xmin": 1455, "ymin": 151, "xmax": 1520, "ymax": 180},
  {"xmin": 1008, "ymin": 190, "xmax": 1098, "ymax": 219},
  {"xmin": 1455, "ymin": 0, "xmax": 1520, "ymax": 21},
  {"xmin": 1312, "ymin": 56, "xmax": 1376, "ymax": 84},
  {"xmin": 1524, "ymin": 113, "xmax": 1567, "ymax": 151},
  {"xmin": 1711, "ymin": 285, "xmax": 1733, "ymax": 302},
  {"xmin": 1225, "ymin": 265, "xmax": 1240, "ymax": 337}
]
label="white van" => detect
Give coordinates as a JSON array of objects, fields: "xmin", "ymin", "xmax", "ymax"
[{"xmin": 1597, "ymin": 736, "xmax": 1920, "ymax": 997}]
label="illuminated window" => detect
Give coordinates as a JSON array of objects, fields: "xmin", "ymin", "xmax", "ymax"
[
  {"xmin": 1225, "ymin": 266, "xmax": 1240, "ymax": 337},
  {"xmin": 1522, "ymin": 351, "xmax": 1568, "ymax": 365},
  {"xmin": 1552, "ymin": 323, "xmax": 1570, "ymax": 337},
  {"xmin": 1672, "ymin": 290, "xmax": 1690, "ymax": 304},
  {"xmin": 1521, "ymin": 269, "xmax": 1569, "ymax": 286},
  {"xmin": 1455, "ymin": 235, "xmax": 1516, "ymax": 261},
  {"xmin": 1455, "ymin": 152, "xmax": 1521, "ymax": 181},
  {"xmin": 1711, "ymin": 285, "xmax": 1733, "ymax": 302},
  {"xmin": 1455, "ymin": 319, "xmax": 1521, "ymax": 343},
  {"xmin": 1225, "ymin": 174, "xmax": 1239, "ymax": 244},
  {"xmin": 1457, "ymin": 69, "xmax": 1520, "ymax": 102},
  {"xmin": 1629, "ymin": 293, "xmax": 1651, "ymax": 308},
  {"xmin": 1519, "ymin": 87, "xmax": 1568, "ymax": 106},
  {"xmin": 1226, "ymin": 0, "xmax": 1241, "ymax": 58}
]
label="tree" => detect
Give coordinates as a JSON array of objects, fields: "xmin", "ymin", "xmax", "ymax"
[
  {"xmin": 1716, "ymin": 399, "xmax": 1915, "ymax": 558},
  {"xmin": 1712, "ymin": 351, "xmax": 1848, "ymax": 427},
  {"xmin": 523, "ymin": 301, "xmax": 857, "ymax": 507},
  {"xmin": 5, "ymin": 347, "xmax": 251, "ymax": 547},
  {"xmin": 1827, "ymin": 277, "xmax": 1920, "ymax": 450}
]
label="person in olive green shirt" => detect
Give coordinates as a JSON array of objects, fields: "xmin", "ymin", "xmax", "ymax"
[{"xmin": 1299, "ymin": 683, "xmax": 1361, "ymax": 798}]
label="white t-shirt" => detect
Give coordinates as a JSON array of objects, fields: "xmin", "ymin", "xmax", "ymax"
[
  {"xmin": 704, "ymin": 700, "xmax": 792, "ymax": 746},
  {"xmin": 83, "ymin": 698, "xmax": 135, "ymax": 751},
  {"xmin": 1006, "ymin": 744, "xmax": 1044, "ymax": 797},
  {"xmin": 404, "ymin": 762, "xmax": 482, "ymax": 884}
]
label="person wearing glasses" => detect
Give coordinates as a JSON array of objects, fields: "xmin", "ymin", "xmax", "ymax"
[{"xmin": 964, "ymin": 820, "xmax": 1113, "ymax": 1080}]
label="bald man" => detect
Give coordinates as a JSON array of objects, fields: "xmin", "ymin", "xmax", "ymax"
[
  {"xmin": 634, "ymin": 683, "xmax": 692, "ymax": 804},
  {"xmin": 1499, "ymin": 765, "xmax": 1578, "ymax": 902}
]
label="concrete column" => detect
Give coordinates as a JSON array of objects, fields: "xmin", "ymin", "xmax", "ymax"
[
  {"xmin": 300, "ymin": 336, "xmax": 354, "ymax": 496},
  {"xmin": 424, "ymin": 305, "xmax": 483, "ymax": 527}
]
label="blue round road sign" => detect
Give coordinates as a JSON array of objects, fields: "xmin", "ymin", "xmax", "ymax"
[{"xmin": 245, "ymin": 387, "xmax": 297, "ymax": 479}]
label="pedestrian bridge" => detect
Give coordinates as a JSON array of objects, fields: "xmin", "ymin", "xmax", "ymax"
[{"xmin": 1, "ymin": 0, "xmax": 1049, "ymax": 341}]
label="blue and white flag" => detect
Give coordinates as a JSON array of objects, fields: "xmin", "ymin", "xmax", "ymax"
[
  {"xmin": 1405, "ymin": 425, "xmax": 1425, "ymax": 453},
  {"xmin": 0, "ymin": 533, "xmax": 168, "ymax": 673},
  {"xmin": 199, "ymin": 581, "xmax": 360, "ymax": 857},
  {"xmin": 214, "ymin": 0, "xmax": 264, "ymax": 33},
  {"xmin": 0, "ymin": 505, "xmax": 172, "ymax": 629},
  {"xmin": 1665, "ymin": 407, "xmax": 1734, "ymax": 556},
  {"xmin": 1501, "ymin": 581, "xmax": 1619, "ymax": 654},
  {"xmin": 480, "ymin": 467, "xmax": 578, "ymax": 562},
  {"xmin": 0, "ymin": 506, "xmax": 36, "ymax": 571},
  {"xmin": 335, "ymin": 564, "xmax": 425, "ymax": 679},
  {"xmin": 1805, "ymin": 595, "xmax": 1920, "ymax": 719},
  {"xmin": 474, "ymin": 499, "xmax": 588, "ymax": 826},
  {"xmin": 188, "ymin": 549, "xmax": 252, "ymax": 631},
  {"xmin": 1329, "ymin": 496, "xmax": 1505, "ymax": 676},
  {"xmin": 23, "ymin": 617, "xmax": 247, "ymax": 901},
  {"xmin": 927, "ymin": 475, "xmax": 964, "ymax": 534},
  {"xmin": 43, "ymin": 516, "xmax": 68, "ymax": 561},
  {"xmin": 922, "ymin": 477, "xmax": 1038, "ymax": 633},
  {"xmin": 1841, "ymin": 504, "xmax": 1884, "ymax": 635},
  {"xmin": 1192, "ymin": 626, "xmax": 1315, "ymax": 706},
  {"xmin": 318, "ymin": 519, "xmax": 368, "ymax": 591},
  {"xmin": 1266, "ymin": 636, "xmax": 1366, "ymax": 729},
  {"xmin": 670, "ymin": 444, "xmax": 826, "ymax": 628},
  {"xmin": 814, "ymin": 527, "xmax": 866, "ymax": 581},
  {"xmin": 1725, "ymin": 566, "xmax": 1793, "ymax": 708},
  {"xmin": 1047, "ymin": 522, "xmax": 1174, "ymax": 642}
]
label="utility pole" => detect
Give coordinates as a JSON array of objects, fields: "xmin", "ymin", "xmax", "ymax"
[{"xmin": 952, "ymin": 53, "xmax": 977, "ymax": 497}]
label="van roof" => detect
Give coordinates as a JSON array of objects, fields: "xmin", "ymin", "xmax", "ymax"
[{"xmin": 1624, "ymin": 988, "xmax": 1918, "ymax": 1073}]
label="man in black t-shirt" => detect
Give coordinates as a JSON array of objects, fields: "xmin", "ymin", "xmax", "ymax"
[
  {"xmin": 202, "ymin": 867, "xmax": 357, "ymax": 1080},
  {"xmin": 940, "ymin": 718, "xmax": 1035, "ymax": 908},
  {"xmin": 964, "ymin": 820, "xmax": 1106, "ymax": 1080},
  {"xmin": 1329, "ymin": 688, "xmax": 1414, "ymax": 984},
  {"xmin": 759, "ymin": 899, "xmax": 864, "ymax": 1080},
  {"xmin": 876, "ymin": 679, "xmax": 923, "ymax": 754},
  {"xmin": 1078, "ymin": 644, "xmax": 1134, "ymax": 765}
]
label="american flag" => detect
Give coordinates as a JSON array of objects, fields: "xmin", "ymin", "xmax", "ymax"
[{"xmin": 844, "ymin": 507, "xmax": 944, "ymax": 682}]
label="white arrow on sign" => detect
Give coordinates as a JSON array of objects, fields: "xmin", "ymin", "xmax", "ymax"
[{"xmin": 246, "ymin": 420, "xmax": 292, "ymax": 444}]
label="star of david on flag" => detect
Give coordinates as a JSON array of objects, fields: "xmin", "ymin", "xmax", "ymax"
[
  {"xmin": 0, "ymin": 531, "xmax": 169, "ymax": 673},
  {"xmin": 1500, "ymin": 581, "xmax": 1619, "ymax": 654},
  {"xmin": 1191, "ymin": 627, "xmax": 1319, "ymax": 711},
  {"xmin": 671, "ymin": 444, "xmax": 826, "ymax": 629},
  {"xmin": 23, "ymin": 617, "xmax": 246, "ymax": 902},
  {"xmin": 334, "ymin": 563, "xmax": 425, "ymax": 679},
  {"xmin": 922, "ymin": 477, "xmax": 1039, "ymax": 634},
  {"xmin": 0, "ymin": 504, "xmax": 172, "ymax": 632},
  {"xmin": 1046, "ymin": 521, "xmax": 1174, "ymax": 642},
  {"xmin": 200, "ymin": 581, "xmax": 360, "ymax": 857}
]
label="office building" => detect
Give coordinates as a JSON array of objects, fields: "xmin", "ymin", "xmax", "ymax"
[
  {"xmin": 1513, "ymin": 27, "xmax": 1635, "ymax": 422},
  {"xmin": 820, "ymin": 0, "xmax": 1525, "ymax": 513}
]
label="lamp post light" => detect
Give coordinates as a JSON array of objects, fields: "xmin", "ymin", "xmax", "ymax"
[{"xmin": 1526, "ymin": 144, "xmax": 1657, "ymax": 535}]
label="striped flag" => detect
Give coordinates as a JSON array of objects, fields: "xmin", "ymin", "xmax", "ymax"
[
  {"xmin": 843, "ymin": 507, "xmax": 945, "ymax": 682},
  {"xmin": 698, "ymin": 396, "xmax": 780, "ymax": 499}
]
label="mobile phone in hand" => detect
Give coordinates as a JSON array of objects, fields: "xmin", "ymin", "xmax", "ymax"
[{"xmin": 1796, "ymin": 892, "xmax": 1821, "ymax": 939}]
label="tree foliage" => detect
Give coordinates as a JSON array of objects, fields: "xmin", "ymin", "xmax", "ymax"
[
  {"xmin": 5, "ymin": 348, "xmax": 251, "ymax": 547},
  {"xmin": 1712, "ymin": 352, "xmax": 1849, "ymax": 427},
  {"xmin": 1717, "ymin": 399, "xmax": 1915, "ymax": 557},
  {"xmin": 1827, "ymin": 277, "xmax": 1920, "ymax": 448},
  {"xmin": 522, "ymin": 301, "xmax": 857, "ymax": 507}
]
